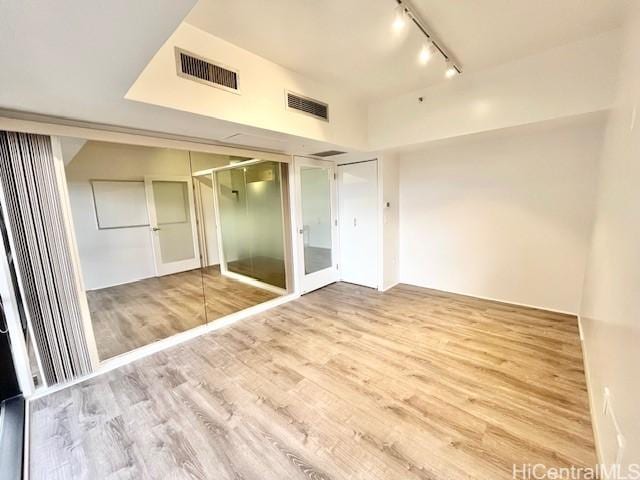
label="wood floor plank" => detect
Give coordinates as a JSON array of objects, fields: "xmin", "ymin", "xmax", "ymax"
[{"xmin": 31, "ymin": 283, "xmax": 597, "ymax": 479}]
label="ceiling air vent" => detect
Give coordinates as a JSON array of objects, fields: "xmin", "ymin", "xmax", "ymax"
[
  {"xmin": 286, "ymin": 91, "xmax": 329, "ymax": 121},
  {"xmin": 312, "ymin": 150, "xmax": 346, "ymax": 158},
  {"xmin": 175, "ymin": 47, "xmax": 239, "ymax": 93}
]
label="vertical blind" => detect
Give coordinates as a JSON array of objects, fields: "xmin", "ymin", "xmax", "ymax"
[{"xmin": 0, "ymin": 131, "xmax": 93, "ymax": 385}]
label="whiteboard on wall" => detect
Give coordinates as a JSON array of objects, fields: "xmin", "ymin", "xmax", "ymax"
[{"xmin": 90, "ymin": 180, "xmax": 149, "ymax": 229}]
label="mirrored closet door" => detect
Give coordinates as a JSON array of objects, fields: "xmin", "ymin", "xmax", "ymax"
[
  {"xmin": 60, "ymin": 138, "xmax": 291, "ymax": 361},
  {"xmin": 192, "ymin": 159, "xmax": 290, "ymax": 322}
]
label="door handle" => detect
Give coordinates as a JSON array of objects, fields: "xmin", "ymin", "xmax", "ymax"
[
  {"xmin": 353, "ymin": 217, "xmax": 357, "ymax": 227},
  {"xmin": 151, "ymin": 227, "xmax": 161, "ymax": 232}
]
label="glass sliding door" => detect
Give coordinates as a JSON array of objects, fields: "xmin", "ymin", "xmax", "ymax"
[{"xmin": 216, "ymin": 161, "xmax": 287, "ymax": 290}]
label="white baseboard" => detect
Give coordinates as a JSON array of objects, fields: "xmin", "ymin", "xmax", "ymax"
[
  {"xmin": 399, "ymin": 280, "xmax": 577, "ymax": 316},
  {"xmin": 378, "ymin": 281, "xmax": 399, "ymax": 293},
  {"xmin": 577, "ymin": 314, "xmax": 585, "ymax": 341},
  {"xmin": 400, "ymin": 281, "xmax": 602, "ymax": 464},
  {"xmin": 397, "ymin": 280, "xmax": 602, "ymax": 464},
  {"xmin": 27, "ymin": 291, "xmax": 299, "ymax": 400},
  {"xmin": 578, "ymin": 315, "xmax": 604, "ymax": 466},
  {"xmin": 85, "ymin": 273, "xmax": 156, "ymax": 291},
  {"xmin": 86, "ymin": 263, "xmax": 223, "ymax": 291},
  {"xmin": 221, "ymin": 269, "xmax": 287, "ymax": 296}
]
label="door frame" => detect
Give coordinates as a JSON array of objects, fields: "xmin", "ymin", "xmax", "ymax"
[
  {"xmin": 294, "ymin": 156, "xmax": 339, "ymax": 294},
  {"xmin": 144, "ymin": 175, "xmax": 201, "ymax": 276},
  {"xmin": 192, "ymin": 176, "xmax": 210, "ymax": 268}
]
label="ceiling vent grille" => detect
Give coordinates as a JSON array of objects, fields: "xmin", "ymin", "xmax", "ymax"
[
  {"xmin": 286, "ymin": 91, "xmax": 329, "ymax": 121},
  {"xmin": 175, "ymin": 47, "xmax": 239, "ymax": 93},
  {"xmin": 312, "ymin": 150, "xmax": 346, "ymax": 158}
]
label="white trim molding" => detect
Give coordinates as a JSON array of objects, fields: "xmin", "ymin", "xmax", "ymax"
[
  {"xmin": 221, "ymin": 269, "xmax": 287, "ymax": 296},
  {"xmin": 577, "ymin": 315, "xmax": 604, "ymax": 467},
  {"xmin": 399, "ymin": 280, "xmax": 578, "ymax": 316}
]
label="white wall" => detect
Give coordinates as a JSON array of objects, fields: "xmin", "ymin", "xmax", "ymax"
[
  {"xmin": 379, "ymin": 154, "xmax": 399, "ymax": 290},
  {"xmin": 245, "ymin": 163, "xmax": 287, "ymax": 261},
  {"xmin": 126, "ymin": 23, "xmax": 368, "ymax": 151},
  {"xmin": 368, "ymin": 30, "xmax": 622, "ymax": 151},
  {"xmin": 60, "ymin": 137, "xmax": 87, "ymax": 165},
  {"xmin": 216, "ymin": 163, "xmax": 287, "ymax": 265},
  {"xmin": 397, "ymin": 116, "xmax": 605, "ymax": 313},
  {"xmin": 579, "ymin": 7, "xmax": 640, "ymax": 468}
]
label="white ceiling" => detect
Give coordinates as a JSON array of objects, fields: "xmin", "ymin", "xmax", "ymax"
[
  {"xmin": 0, "ymin": 0, "xmax": 630, "ymax": 158},
  {"xmin": 0, "ymin": 0, "xmax": 347, "ymax": 156},
  {"xmin": 187, "ymin": 0, "xmax": 630, "ymax": 100}
]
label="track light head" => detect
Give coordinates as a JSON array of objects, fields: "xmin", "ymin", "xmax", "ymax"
[
  {"xmin": 392, "ymin": 5, "xmax": 407, "ymax": 32},
  {"xmin": 445, "ymin": 65, "xmax": 458, "ymax": 78},
  {"xmin": 392, "ymin": 0, "xmax": 462, "ymax": 77},
  {"xmin": 418, "ymin": 43, "xmax": 433, "ymax": 65}
]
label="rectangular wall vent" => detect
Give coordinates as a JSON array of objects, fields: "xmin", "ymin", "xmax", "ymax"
[
  {"xmin": 286, "ymin": 91, "xmax": 329, "ymax": 121},
  {"xmin": 175, "ymin": 47, "xmax": 239, "ymax": 93},
  {"xmin": 312, "ymin": 150, "xmax": 346, "ymax": 158}
]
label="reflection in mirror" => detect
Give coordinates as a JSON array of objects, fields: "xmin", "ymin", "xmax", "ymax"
[
  {"xmin": 300, "ymin": 166, "xmax": 333, "ymax": 274},
  {"xmin": 61, "ymin": 138, "xmax": 289, "ymax": 361},
  {"xmin": 62, "ymin": 139, "xmax": 210, "ymax": 360},
  {"xmin": 190, "ymin": 151, "xmax": 251, "ymax": 172},
  {"xmin": 192, "ymin": 157, "xmax": 289, "ymax": 324}
]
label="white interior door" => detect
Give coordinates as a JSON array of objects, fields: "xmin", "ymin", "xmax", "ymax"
[
  {"xmin": 338, "ymin": 161, "xmax": 378, "ymax": 289},
  {"xmin": 295, "ymin": 157, "xmax": 339, "ymax": 294},
  {"xmin": 145, "ymin": 176, "xmax": 201, "ymax": 276}
]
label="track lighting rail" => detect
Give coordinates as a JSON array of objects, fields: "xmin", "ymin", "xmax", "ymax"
[{"xmin": 394, "ymin": 0, "xmax": 462, "ymax": 75}]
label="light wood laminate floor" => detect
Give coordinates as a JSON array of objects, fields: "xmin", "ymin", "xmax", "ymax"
[
  {"xmin": 88, "ymin": 266, "xmax": 279, "ymax": 360},
  {"xmin": 31, "ymin": 283, "xmax": 596, "ymax": 479}
]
